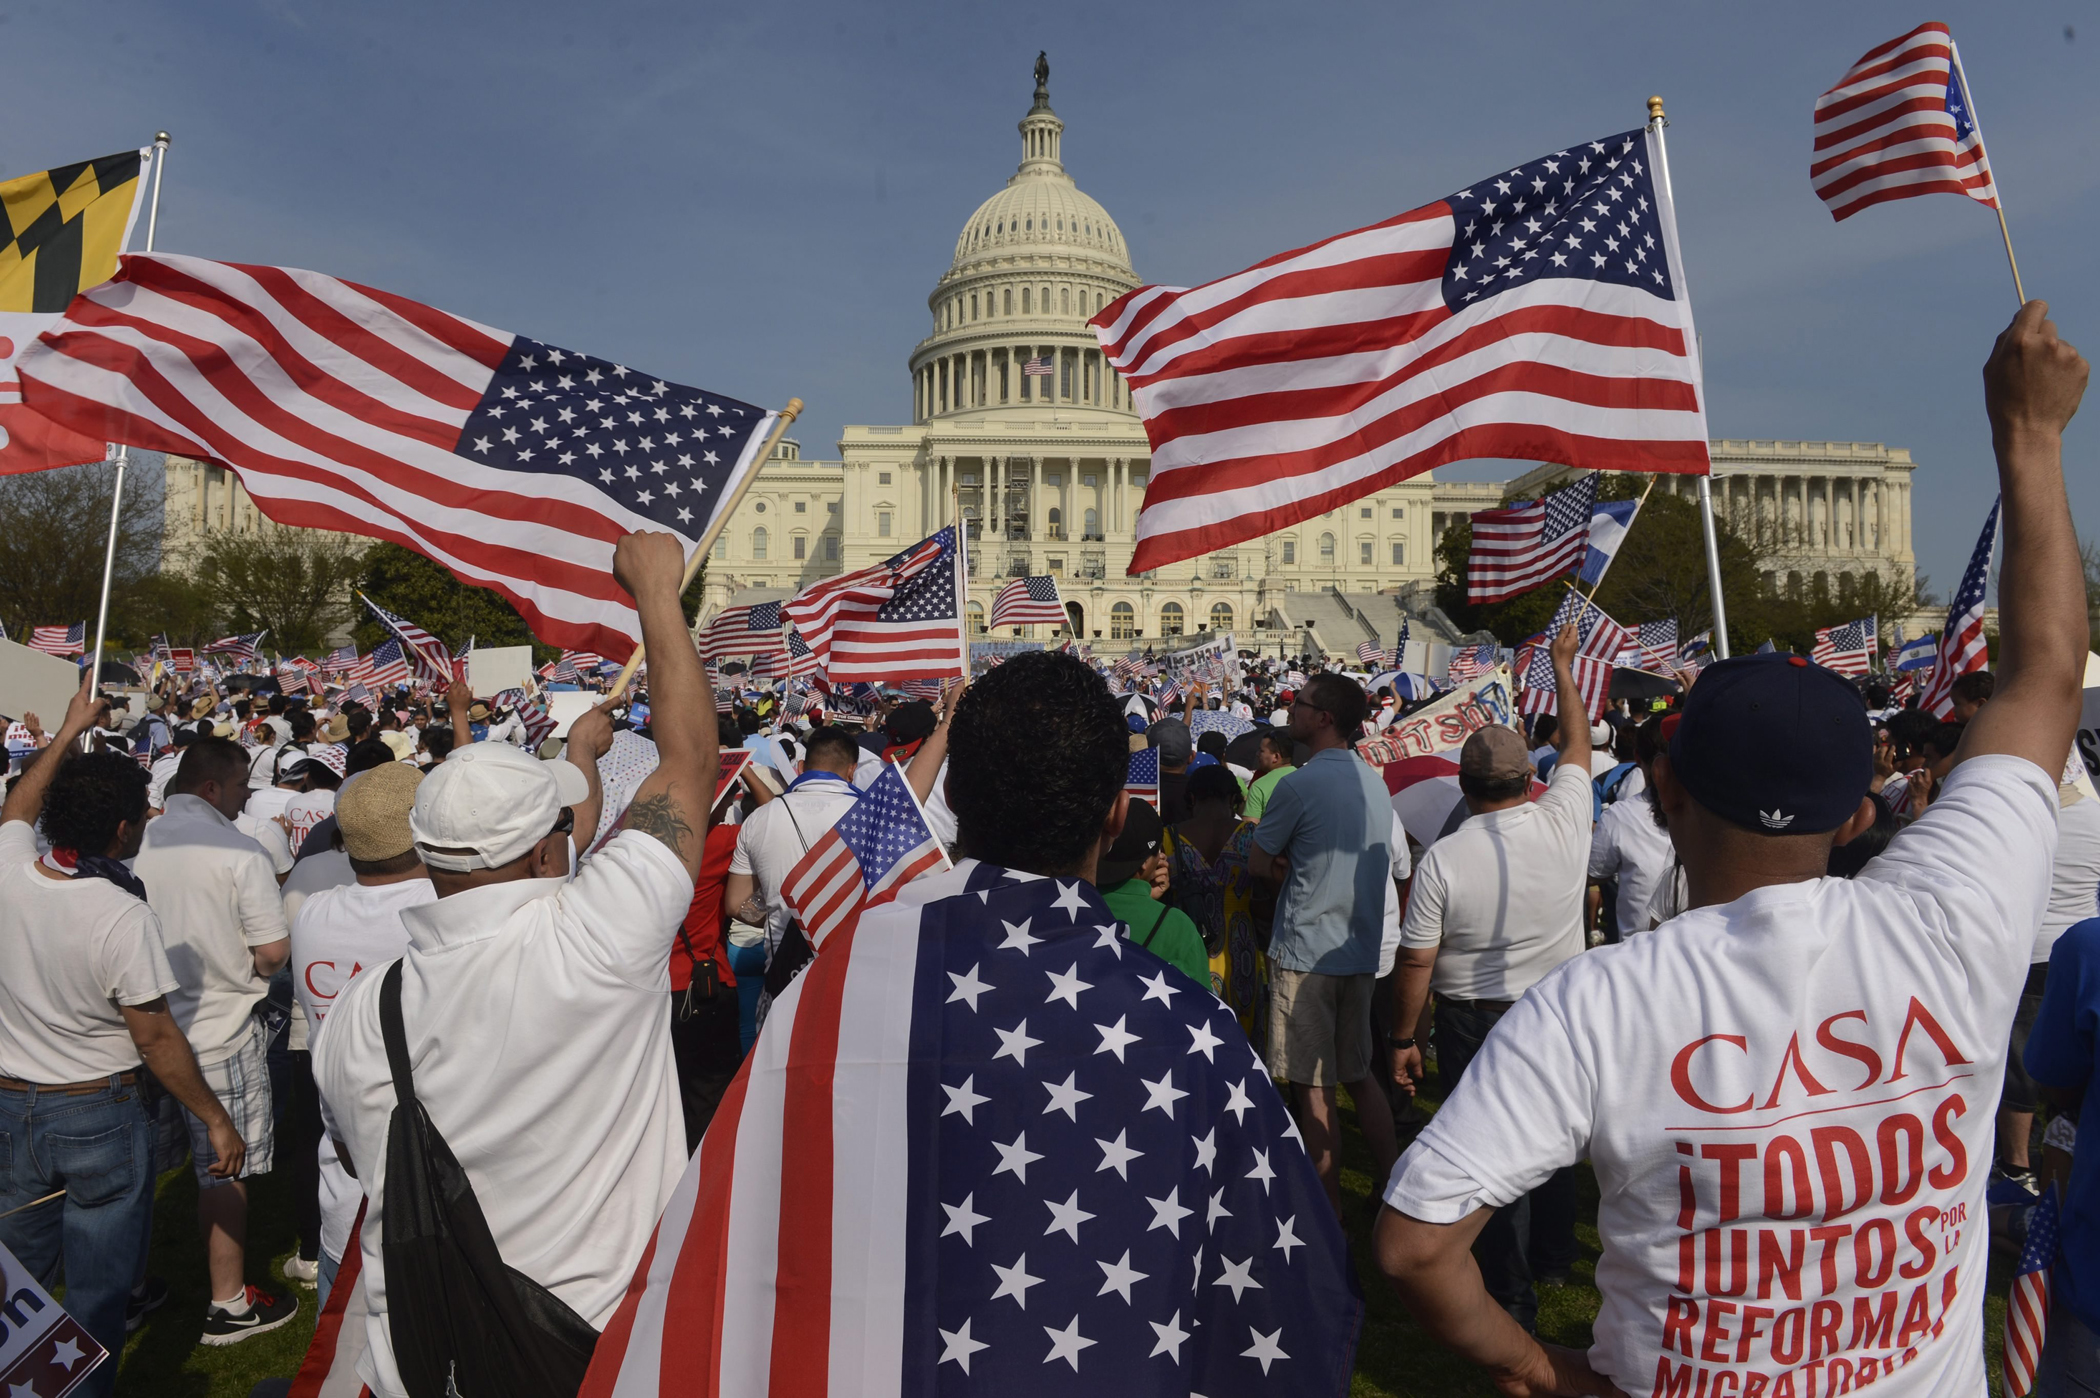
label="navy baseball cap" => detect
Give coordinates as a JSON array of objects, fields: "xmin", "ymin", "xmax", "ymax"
[{"xmin": 1667, "ymin": 652, "xmax": 1872, "ymax": 835}]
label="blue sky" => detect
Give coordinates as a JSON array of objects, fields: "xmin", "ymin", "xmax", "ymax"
[{"xmin": 8, "ymin": 1, "xmax": 2094, "ymax": 594}]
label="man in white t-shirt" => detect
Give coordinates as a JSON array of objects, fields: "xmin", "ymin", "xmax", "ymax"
[
  {"xmin": 722, "ymin": 724, "xmax": 862, "ymax": 981},
  {"xmin": 1589, "ymin": 713, "xmax": 1676, "ymax": 941},
  {"xmin": 315, "ymin": 531, "xmax": 712, "ymax": 1398},
  {"xmin": 0, "ymin": 683, "xmax": 248, "ymax": 1391},
  {"xmin": 1389, "ymin": 624, "xmax": 1593, "ymax": 1330},
  {"xmin": 1376, "ymin": 303, "xmax": 2089, "ymax": 1398}
]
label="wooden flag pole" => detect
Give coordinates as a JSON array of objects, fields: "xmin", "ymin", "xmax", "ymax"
[
  {"xmin": 1947, "ymin": 40, "xmax": 2026, "ymax": 306},
  {"xmin": 604, "ymin": 397, "xmax": 802, "ymax": 699}
]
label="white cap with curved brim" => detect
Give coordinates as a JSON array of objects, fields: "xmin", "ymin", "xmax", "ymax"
[{"xmin": 411, "ymin": 741, "xmax": 590, "ymax": 872}]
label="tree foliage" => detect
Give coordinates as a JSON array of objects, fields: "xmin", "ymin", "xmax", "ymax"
[
  {"xmin": 191, "ymin": 527, "xmax": 369, "ymax": 654},
  {"xmin": 355, "ymin": 542, "xmax": 551, "ymax": 659},
  {"xmin": 0, "ymin": 460, "xmax": 162, "ymax": 646}
]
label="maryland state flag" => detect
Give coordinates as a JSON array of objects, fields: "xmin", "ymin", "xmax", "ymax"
[{"xmin": 0, "ymin": 149, "xmax": 150, "ymax": 474}]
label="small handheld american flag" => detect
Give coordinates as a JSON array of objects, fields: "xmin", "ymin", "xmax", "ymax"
[
  {"xmin": 1810, "ymin": 616, "xmax": 1877, "ymax": 678},
  {"xmin": 1126, "ymin": 747, "xmax": 1161, "ymax": 802},
  {"xmin": 990, "ymin": 575, "xmax": 1068, "ymax": 630},
  {"xmin": 2003, "ymin": 1182, "xmax": 2059, "ymax": 1398},
  {"xmin": 1917, "ymin": 499, "xmax": 1998, "ymax": 718},
  {"xmin": 359, "ymin": 593, "xmax": 455, "ymax": 688},
  {"xmin": 780, "ymin": 764, "xmax": 948, "ymax": 951},
  {"xmin": 28, "ymin": 622, "xmax": 86, "ymax": 657},
  {"xmin": 1814, "ymin": 23, "xmax": 1999, "ymax": 223},
  {"xmin": 1447, "ymin": 642, "xmax": 1498, "ymax": 684},
  {"xmin": 204, "ymin": 630, "xmax": 268, "ymax": 663}
]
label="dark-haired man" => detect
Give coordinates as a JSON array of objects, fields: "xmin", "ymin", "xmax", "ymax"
[
  {"xmin": 1950, "ymin": 668, "xmax": 1995, "ymax": 723},
  {"xmin": 1251, "ymin": 670, "xmax": 1403, "ymax": 1212},
  {"xmin": 1243, "ymin": 728, "xmax": 1296, "ymax": 822},
  {"xmin": 1379, "ymin": 303, "xmax": 2089, "ymax": 1398},
  {"xmin": 0, "ymin": 680, "xmax": 246, "ymax": 1392},
  {"xmin": 723, "ymin": 723, "xmax": 863, "ymax": 987}
]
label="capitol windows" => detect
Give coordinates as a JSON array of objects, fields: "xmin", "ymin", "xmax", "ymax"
[
  {"xmin": 967, "ymin": 601, "xmax": 987, "ymax": 634},
  {"xmin": 1281, "ymin": 540, "xmax": 1296, "ymax": 565},
  {"xmin": 1060, "ymin": 286, "xmax": 1071, "ymax": 314},
  {"xmin": 1021, "ymin": 287, "xmax": 1031, "ymax": 314},
  {"xmin": 1003, "ymin": 288, "xmax": 1013, "ymax": 315},
  {"xmin": 1319, "ymin": 533, "xmax": 1336, "ymax": 563},
  {"xmin": 970, "ymin": 293, "xmax": 979, "ymax": 321},
  {"xmin": 1360, "ymin": 507, "xmax": 1373, "ymax": 519},
  {"xmin": 1391, "ymin": 506, "xmax": 1405, "ymax": 519},
  {"xmin": 1210, "ymin": 602, "xmax": 1234, "ymax": 632},
  {"xmin": 1391, "ymin": 541, "xmax": 1405, "ymax": 566},
  {"xmin": 1359, "ymin": 540, "xmax": 1374, "ymax": 565},
  {"xmin": 794, "ymin": 500, "xmax": 807, "ymax": 513},
  {"xmin": 1047, "ymin": 507, "xmax": 1063, "ymax": 540},
  {"xmin": 824, "ymin": 536, "xmax": 839, "ymax": 562},
  {"xmin": 1083, "ymin": 507, "xmax": 1098, "ymax": 538},
  {"xmin": 878, "ymin": 472, "xmax": 892, "ymax": 485},
  {"xmin": 751, "ymin": 527, "xmax": 768, "ymax": 560},
  {"xmin": 1110, "ymin": 602, "xmax": 1136, "ymax": 639},
  {"xmin": 1159, "ymin": 602, "xmax": 1185, "ymax": 637},
  {"xmin": 877, "ymin": 511, "xmax": 892, "ymax": 537},
  {"xmin": 792, "ymin": 534, "xmax": 807, "ymax": 561}
]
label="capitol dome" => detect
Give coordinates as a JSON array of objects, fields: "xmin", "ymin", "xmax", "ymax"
[{"xmin": 909, "ymin": 55, "xmax": 1142, "ymax": 425}]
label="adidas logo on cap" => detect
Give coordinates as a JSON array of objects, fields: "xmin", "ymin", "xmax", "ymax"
[{"xmin": 1758, "ymin": 808, "xmax": 1794, "ymax": 830}]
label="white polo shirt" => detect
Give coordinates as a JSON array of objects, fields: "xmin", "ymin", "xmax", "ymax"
[
  {"xmin": 1399, "ymin": 762, "xmax": 1592, "ymax": 1001},
  {"xmin": 134, "ymin": 794, "xmax": 291, "ymax": 1064},
  {"xmin": 313, "ymin": 829, "xmax": 694, "ymax": 1398},
  {"xmin": 0, "ymin": 822, "xmax": 178, "ymax": 1082},
  {"xmin": 729, "ymin": 773, "xmax": 860, "ymax": 944}
]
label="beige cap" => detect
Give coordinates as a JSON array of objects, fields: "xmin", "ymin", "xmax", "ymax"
[
  {"xmin": 338, "ymin": 762, "xmax": 424, "ymax": 861},
  {"xmin": 1458, "ymin": 724, "xmax": 1532, "ymax": 784},
  {"xmin": 190, "ymin": 696, "xmax": 215, "ymax": 719},
  {"xmin": 322, "ymin": 713, "xmax": 352, "ymax": 743},
  {"xmin": 379, "ymin": 730, "xmax": 416, "ymax": 762}
]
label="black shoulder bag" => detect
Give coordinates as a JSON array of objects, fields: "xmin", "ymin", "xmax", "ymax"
[{"xmin": 377, "ymin": 962, "xmax": 600, "ymax": 1398}]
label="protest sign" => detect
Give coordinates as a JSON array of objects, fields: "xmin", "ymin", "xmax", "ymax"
[
  {"xmin": 0, "ymin": 1237, "xmax": 108, "ymax": 1395},
  {"xmin": 466, "ymin": 644, "xmax": 535, "ymax": 697},
  {"xmin": 1356, "ymin": 669, "xmax": 1530, "ymax": 848},
  {"xmin": 0, "ymin": 637, "xmax": 84, "ymax": 727},
  {"xmin": 1152, "ymin": 632, "xmax": 1239, "ymax": 688},
  {"xmin": 546, "ymin": 691, "xmax": 601, "ymax": 739},
  {"xmin": 2067, "ymin": 652, "xmax": 2100, "ymax": 800}
]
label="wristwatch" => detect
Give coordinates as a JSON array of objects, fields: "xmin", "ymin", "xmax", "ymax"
[{"xmin": 1387, "ymin": 1036, "xmax": 1416, "ymax": 1050}]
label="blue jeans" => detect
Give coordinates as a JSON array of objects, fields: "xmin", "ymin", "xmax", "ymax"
[{"xmin": 0, "ymin": 1078, "xmax": 155, "ymax": 1398}]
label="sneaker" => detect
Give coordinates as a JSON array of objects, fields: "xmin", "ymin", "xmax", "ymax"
[
  {"xmin": 198, "ymin": 1285, "xmax": 299, "ymax": 1346},
  {"xmin": 282, "ymin": 1255, "xmax": 319, "ymax": 1287},
  {"xmin": 125, "ymin": 1275, "xmax": 169, "ymax": 1334}
]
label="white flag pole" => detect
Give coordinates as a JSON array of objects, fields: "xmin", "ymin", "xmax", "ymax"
[
  {"xmin": 85, "ymin": 132, "xmax": 169, "ymax": 704},
  {"xmin": 1646, "ymin": 97, "xmax": 1732, "ymax": 660}
]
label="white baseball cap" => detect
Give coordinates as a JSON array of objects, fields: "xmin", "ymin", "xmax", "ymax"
[{"xmin": 410, "ymin": 742, "xmax": 591, "ymax": 872}]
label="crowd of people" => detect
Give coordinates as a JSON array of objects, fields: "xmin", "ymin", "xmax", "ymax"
[{"xmin": 0, "ymin": 303, "xmax": 2094, "ymax": 1396}]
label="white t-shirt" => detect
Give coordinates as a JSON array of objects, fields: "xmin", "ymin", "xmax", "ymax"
[
  {"xmin": 282, "ymin": 790, "xmax": 336, "ymax": 859},
  {"xmin": 1384, "ymin": 755, "xmax": 2057, "ymax": 1398},
  {"xmin": 134, "ymin": 794, "xmax": 292, "ymax": 1064},
  {"xmin": 729, "ymin": 774, "xmax": 861, "ymax": 944},
  {"xmin": 0, "ymin": 822, "xmax": 179, "ymax": 1082},
  {"xmin": 294, "ymin": 876, "xmax": 435, "ymax": 1267},
  {"xmin": 1399, "ymin": 762, "xmax": 1592, "ymax": 1000},
  {"xmin": 1589, "ymin": 790, "xmax": 1676, "ymax": 937},
  {"xmin": 233, "ymin": 808, "xmax": 295, "ymax": 876},
  {"xmin": 2037, "ymin": 789, "xmax": 2100, "ymax": 963},
  {"xmin": 147, "ymin": 752, "xmax": 183, "ymax": 811},
  {"xmin": 245, "ymin": 784, "xmax": 297, "ymax": 826},
  {"xmin": 314, "ymin": 829, "xmax": 694, "ymax": 1398}
]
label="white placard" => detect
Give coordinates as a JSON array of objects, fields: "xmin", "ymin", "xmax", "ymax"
[
  {"xmin": 466, "ymin": 645, "xmax": 535, "ymax": 697},
  {"xmin": 0, "ymin": 637, "xmax": 85, "ymax": 727},
  {"xmin": 547, "ymin": 691, "xmax": 601, "ymax": 739}
]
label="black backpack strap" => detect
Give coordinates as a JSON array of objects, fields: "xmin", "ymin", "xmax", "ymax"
[
  {"xmin": 379, "ymin": 961, "xmax": 416, "ymax": 1111},
  {"xmin": 1131, "ymin": 900, "xmax": 1170, "ymax": 950}
]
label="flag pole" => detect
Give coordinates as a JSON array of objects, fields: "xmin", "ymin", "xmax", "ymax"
[
  {"xmin": 85, "ymin": 132, "xmax": 170, "ymax": 707},
  {"xmin": 604, "ymin": 397, "xmax": 801, "ymax": 699},
  {"xmin": 1647, "ymin": 96, "xmax": 1732, "ymax": 660},
  {"xmin": 1947, "ymin": 40, "xmax": 2025, "ymax": 306},
  {"xmin": 1583, "ymin": 475, "xmax": 1657, "ymax": 599},
  {"xmin": 953, "ymin": 480, "xmax": 971, "ymax": 682}
]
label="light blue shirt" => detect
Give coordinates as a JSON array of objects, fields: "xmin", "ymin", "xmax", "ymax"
[{"xmin": 1252, "ymin": 747, "xmax": 1394, "ymax": 974}]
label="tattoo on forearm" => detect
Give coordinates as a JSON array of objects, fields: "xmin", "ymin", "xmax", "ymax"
[{"xmin": 625, "ymin": 793, "xmax": 693, "ymax": 860}]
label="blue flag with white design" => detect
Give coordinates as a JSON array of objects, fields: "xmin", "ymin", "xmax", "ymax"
[{"xmin": 1576, "ymin": 495, "xmax": 1642, "ymax": 586}]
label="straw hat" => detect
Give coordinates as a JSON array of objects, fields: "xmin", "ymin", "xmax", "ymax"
[{"xmin": 337, "ymin": 762, "xmax": 424, "ymax": 861}]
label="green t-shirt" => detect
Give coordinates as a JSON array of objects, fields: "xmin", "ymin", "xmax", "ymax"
[
  {"xmin": 1243, "ymin": 763, "xmax": 1296, "ymax": 821},
  {"xmin": 1099, "ymin": 877, "xmax": 1209, "ymax": 985}
]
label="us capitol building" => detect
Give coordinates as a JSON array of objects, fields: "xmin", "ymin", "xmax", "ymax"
[{"xmin": 164, "ymin": 58, "xmax": 1923, "ymax": 658}]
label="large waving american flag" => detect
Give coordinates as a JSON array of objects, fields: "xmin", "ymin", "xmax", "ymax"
[
  {"xmin": 580, "ymin": 864, "xmax": 1360, "ymax": 1397},
  {"xmin": 1917, "ymin": 498, "xmax": 1998, "ymax": 718},
  {"xmin": 15, "ymin": 254, "xmax": 778, "ymax": 659},
  {"xmin": 989, "ymin": 575, "xmax": 1068, "ymax": 630},
  {"xmin": 28, "ymin": 622, "xmax": 85, "ymax": 656},
  {"xmin": 1467, "ymin": 471, "xmax": 1598, "ymax": 603},
  {"xmin": 1813, "ymin": 23, "xmax": 1998, "ymax": 222},
  {"xmin": 204, "ymin": 630, "xmax": 267, "ymax": 664},
  {"xmin": 1092, "ymin": 128, "xmax": 1708, "ymax": 574},
  {"xmin": 783, "ymin": 526, "xmax": 965, "ymax": 684},
  {"xmin": 698, "ymin": 600, "xmax": 783, "ymax": 660}
]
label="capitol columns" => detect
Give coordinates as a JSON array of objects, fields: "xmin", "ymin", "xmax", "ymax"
[{"xmin": 1030, "ymin": 455, "xmax": 1043, "ymax": 543}]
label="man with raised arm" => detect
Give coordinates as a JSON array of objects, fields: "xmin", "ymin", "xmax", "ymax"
[
  {"xmin": 1377, "ymin": 303, "xmax": 2089, "ymax": 1398},
  {"xmin": 315, "ymin": 531, "xmax": 716, "ymax": 1398}
]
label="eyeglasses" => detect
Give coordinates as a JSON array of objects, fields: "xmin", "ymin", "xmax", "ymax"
[{"xmin": 547, "ymin": 807, "xmax": 575, "ymax": 839}]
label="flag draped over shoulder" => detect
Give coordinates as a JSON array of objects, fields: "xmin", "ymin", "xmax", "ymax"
[
  {"xmin": 15, "ymin": 253, "xmax": 778, "ymax": 658},
  {"xmin": 1091, "ymin": 127, "xmax": 1709, "ymax": 574},
  {"xmin": 0, "ymin": 149, "xmax": 149, "ymax": 475},
  {"xmin": 580, "ymin": 863, "xmax": 1360, "ymax": 1397}
]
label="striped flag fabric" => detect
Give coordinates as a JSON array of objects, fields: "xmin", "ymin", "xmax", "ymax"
[
  {"xmin": 15, "ymin": 253, "xmax": 779, "ymax": 659},
  {"xmin": 1814, "ymin": 23, "xmax": 1999, "ymax": 222},
  {"xmin": 778, "ymin": 763, "xmax": 948, "ymax": 952},
  {"xmin": 699, "ymin": 600, "xmax": 784, "ymax": 660},
  {"xmin": 320, "ymin": 644, "xmax": 358, "ymax": 675},
  {"xmin": 27, "ymin": 622, "xmax": 85, "ymax": 656},
  {"xmin": 1887, "ymin": 671, "xmax": 1916, "ymax": 707},
  {"xmin": 783, "ymin": 526, "xmax": 965, "ymax": 683},
  {"xmin": 2003, "ymin": 1183, "xmax": 2059, "ymax": 1398},
  {"xmin": 1446, "ymin": 642, "xmax": 1498, "ymax": 684},
  {"xmin": 1515, "ymin": 590, "xmax": 1630, "ymax": 717},
  {"xmin": 559, "ymin": 648, "xmax": 607, "ymax": 673},
  {"xmin": 360, "ymin": 638, "xmax": 410, "ymax": 690},
  {"xmin": 359, "ymin": 593, "xmax": 454, "ymax": 688},
  {"xmin": 204, "ymin": 630, "xmax": 267, "ymax": 663},
  {"xmin": 1810, "ymin": 615, "xmax": 1878, "ymax": 677},
  {"xmin": 496, "ymin": 687, "xmax": 557, "ymax": 750},
  {"xmin": 1126, "ymin": 746, "xmax": 1161, "ymax": 802},
  {"xmin": 1467, "ymin": 472, "xmax": 1599, "ymax": 603},
  {"xmin": 275, "ymin": 660, "xmax": 312, "ymax": 695},
  {"xmin": 578, "ymin": 865, "xmax": 1360, "ymax": 1397},
  {"xmin": 989, "ymin": 575, "xmax": 1068, "ymax": 630},
  {"xmin": 1021, "ymin": 354, "xmax": 1054, "ymax": 377},
  {"xmin": 1632, "ymin": 619, "xmax": 1679, "ymax": 672},
  {"xmin": 1356, "ymin": 641, "xmax": 1387, "ymax": 668},
  {"xmin": 1917, "ymin": 499, "xmax": 1997, "ymax": 718},
  {"xmin": 1091, "ymin": 128, "xmax": 1708, "ymax": 574}
]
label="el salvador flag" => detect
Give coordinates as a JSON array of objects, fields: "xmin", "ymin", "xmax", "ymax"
[
  {"xmin": 1893, "ymin": 634, "xmax": 1938, "ymax": 672},
  {"xmin": 1577, "ymin": 498, "xmax": 1641, "ymax": 586}
]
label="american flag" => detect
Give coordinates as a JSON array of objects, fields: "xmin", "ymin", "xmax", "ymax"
[
  {"xmin": 779, "ymin": 763, "xmax": 948, "ymax": 951},
  {"xmin": 745, "ymin": 649, "xmax": 785, "ymax": 682},
  {"xmin": 275, "ymin": 659, "xmax": 312, "ymax": 695},
  {"xmin": 699, "ymin": 600, "xmax": 784, "ymax": 660},
  {"xmin": 1813, "ymin": 23, "xmax": 1999, "ymax": 222},
  {"xmin": 1112, "ymin": 654, "xmax": 1150, "ymax": 687},
  {"xmin": 360, "ymin": 638, "xmax": 410, "ymax": 690},
  {"xmin": 1355, "ymin": 642, "xmax": 1387, "ymax": 668},
  {"xmin": 1467, "ymin": 472, "xmax": 1599, "ymax": 604},
  {"xmin": 204, "ymin": 630, "xmax": 267, "ymax": 663},
  {"xmin": 899, "ymin": 677, "xmax": 948, "ymax": 701},
  {"xmin": 2003, "ymin": 1183, "xmax": 2059, "ymax": 1398},
  {"xmin": 16, "ymin": 253, "xmax": 778, "ymax": 660},
  {"xmin": 496, "ymin": 686, "xmax": 557, "ymax": 749},
  {"xmin": 342, "ymin": 681, "xmax": 373, "ymax": 706},
  {"xmin": 1092, "ymin": 129, "xmax": 1707, "ymax": 574},
  {"xmin": 1887, "ymin": 671, "xmax": 1916, "ymax": 707},
  {"xmin": 990, "ymin": 575, "xmax": 1069, "ymax": 630},
  {"xmin": 1126, "ymin": 747, "xmax": 1161, "ymax": 802},
  {"xmin": 1446, "ymin": 642, "xmax": 1498, "ymax": 684},
  {"xmin": 1515, "ymin": 591, "xmax": 1630, "ymax": 717},
  {"xmin": 559, "ymin": 648, "xmax": 607, "ymax": 673},
  {"xmin": 544, "ymin": 654, "xmax": 582, "ymax": 683},
  {"xmin": 320, "ymin": 644, "xmax": 358, "ymax": 675},
  {"xmin": 577, "ymin": 866, "xmax": 1361, "ymax": 1397},
  {"xmin": 1810, "ymin": 615, "xmax": 1877, "ymax": 677},
  {"xmin": 1022, "ymin": 354, "xmax": 1055, "ymax": 377},
  {"xmin": 784, "ymin": 526, "xmax": 965, "ymax": 684},
  {"xmin": 29, "ymin": 622, "xmax": 85, "ymax": 657},
  {"xmin": 1917, "ymin": 499, "xmax": 1997, "ymax": 718},
  {"xmin": 359, "ymin": 593, "xmax": 455, "ymax": 688},
  {"xmin": 1632, "ymin": 619, "xmax": 1679, "ymax": 672}
]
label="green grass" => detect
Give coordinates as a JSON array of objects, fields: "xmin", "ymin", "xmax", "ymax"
[{"xmin": 112, "ymin": 1085, "xmax": 2023, "ymax": 1398}]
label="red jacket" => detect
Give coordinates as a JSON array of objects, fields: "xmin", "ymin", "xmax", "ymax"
[{"xmin": 671, "ymin": 822, "xmax": 741, "ymax": 992}]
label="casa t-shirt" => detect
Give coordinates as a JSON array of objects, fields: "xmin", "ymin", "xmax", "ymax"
[{"xmin": 1383, "ymin": 755, "xmax": 2057, "ymax": 1398}]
